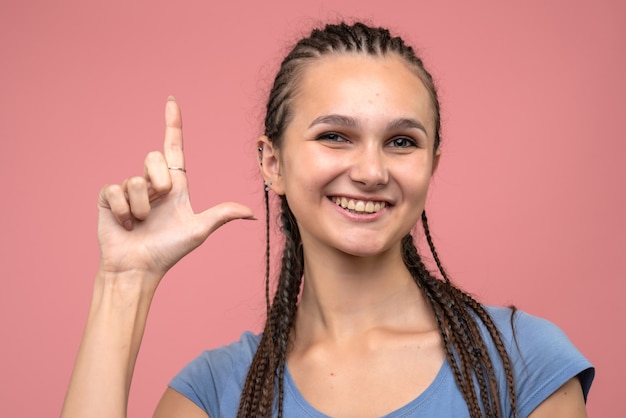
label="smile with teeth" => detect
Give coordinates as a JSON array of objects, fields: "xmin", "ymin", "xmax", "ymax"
[{"xmin": 331, "ymin": 196, "xmax": 387, "ymax": 214}]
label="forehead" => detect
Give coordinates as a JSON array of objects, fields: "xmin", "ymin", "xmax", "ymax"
[{"xmin": 291, "ymin": 53, "xmax": 435, "ymax": 135}]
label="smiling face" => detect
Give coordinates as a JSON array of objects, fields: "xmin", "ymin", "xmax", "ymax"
[{"xmin": 261, "ymin": 53, "xmax": 439, "ymax": 259}]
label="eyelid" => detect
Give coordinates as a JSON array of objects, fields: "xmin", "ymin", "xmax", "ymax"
[
  {"xmin": 387, "ymin": 136, "xmax": 420, "ymax": 148},
  {"xmin": 315, "ymin": 131, "xmax": 423, "ymax": 148},
  {"xmin": 316, "ymin": 132, "xmax": 348, "ymax": 142}
]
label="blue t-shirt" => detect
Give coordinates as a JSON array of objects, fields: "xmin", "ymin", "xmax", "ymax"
[{"xmin": 169, "ymin": 306, "xmax": 594, "ymax": 417}]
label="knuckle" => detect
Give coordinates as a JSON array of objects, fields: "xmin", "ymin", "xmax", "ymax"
[
  {"xmin": 104, "ymin": 183, "xmax": 119, "ymax": 193},
  {"xmin": 145, "ymin": 150, "xmax": 164, "ymax": 165},
  {"xmin": 103, "ymin": 185, "xmax": 129, "ymax": 211},
  {"xmin": 190, "ymin": 223, "xmax": 209, "ymax": 243},
  {"xmin": 126, "ymin": 176, "xmax": 146, "ymax": 191},
  {"xmin": 152, "ymin": 176, "xmax": 172, "ymax": 193},
  {"xmin": 104, "ymin": 183, "xmax": 124, "ymax": 200}
]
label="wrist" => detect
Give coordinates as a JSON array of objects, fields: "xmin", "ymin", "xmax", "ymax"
[{"xmin": 94, "ymin": 267, "xmax": 162, "ymax": 302}]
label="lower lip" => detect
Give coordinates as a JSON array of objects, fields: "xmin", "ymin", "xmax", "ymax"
[{"xmin": 328, "ymin": 198, "xmax": 388, "ymax": 221}]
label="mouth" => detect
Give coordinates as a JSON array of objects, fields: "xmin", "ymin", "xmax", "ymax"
[{"xmin": 330, "ymin": 196, "xmax": 388, "ymax": 214}]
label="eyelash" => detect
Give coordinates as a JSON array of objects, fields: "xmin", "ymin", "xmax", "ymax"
[
  {"xmin": 387, "ymin": 137, "xmax": 418, "ymax": 148},
  {"xmin": 316, "ymin": 132, "xmax": 420, "ymax": 148},
  {"xmin": 317, "ymin": 132, "xmax": 346, "ymax": 142}
]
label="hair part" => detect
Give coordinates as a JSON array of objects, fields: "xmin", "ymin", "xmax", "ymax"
[{"xmin": 239, "ymin": 22, "xmax": 517, "ymax": 418}]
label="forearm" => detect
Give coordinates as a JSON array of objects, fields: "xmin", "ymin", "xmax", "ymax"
[
  {"xmin": 61, "ymin": 271, "xmax": 159, "ymax": 418},
  {"xmin": 61, "ymin": 97, "xmax": 252, "ymax": 417}
]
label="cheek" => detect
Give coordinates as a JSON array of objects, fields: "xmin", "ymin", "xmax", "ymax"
[
  {"xmin": 283, "ymin": 150, "xmax": 337, "ymax": 188},
  {"xmin": 416, "ymin": 175, "xmax": 434, "ymax": 199},
  {"xmin": 396, "ymin": 159, "xmax": 434, "ymax": 192}
]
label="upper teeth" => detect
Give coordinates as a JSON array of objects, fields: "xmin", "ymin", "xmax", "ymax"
[{"xmin": 332, "ymin": 197, "xmax": 387, "ymax": 213}]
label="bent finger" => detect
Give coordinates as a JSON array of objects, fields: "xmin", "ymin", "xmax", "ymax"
[
  {"xmin": 144, "ymin": 151, "xmax": 172, "ymax": 200},
  {"xmin": 99, "ymin": 184, "xmax": 133, "ymax": 230},
  {"xmin": 125, "ymin": 176, "xmax": 151, "ymax": 220}
]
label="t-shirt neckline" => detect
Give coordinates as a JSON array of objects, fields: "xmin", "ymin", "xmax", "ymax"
[{"xmin": 283, "ymin": 359, "xmax": 450, "ymax": 417}]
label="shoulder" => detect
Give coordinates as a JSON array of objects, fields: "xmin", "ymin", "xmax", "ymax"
[
  {"xmin": 484, "ymin": 305, "xmax": 569, "ymax": 341},
  {"xmin": 483, "ymin": 305, "xmax": 589, "ymax": 369},
  {"xmin": 197, "ymin": 331, "xmax": 262, "ymax": 370},
  {"xmin": 482, "ymin": 306, "xmax": 594, "ymax": 416},
  {"xmin": 168, "ymin": 331, "xmax": 262, "ymax": 416},
  {"xmin": 173, "ymin": 331, "xmax": 261, "ymax": 384},
  {"xmin": 483, "ymin": 305, "xmax": 574, "ymax": 351}
]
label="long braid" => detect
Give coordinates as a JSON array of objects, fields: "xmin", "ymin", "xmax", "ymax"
[
  {"xmin": 423, "ymin": 212, "xmax": 517, "ymax": 416},
  {"xmin": 274, "ymin": 199, "xmax": 303, "ymax": 416},
  {"xmin": 264, "ymin": 186, "xmax": 271, "ymax": 318},
  {"xmin": 241, "ymin": 21, "xmax": 519, "ymax": 417},
  {"xmin": 238, "ymin": 198, "xmax": 303, "ymax": 417},
  {"xmin": 421, "ymin": 211, "xmax": 450, "ymax": 283},
  {"xmin": 237, "ymin": 186, "xmax": 274, "ymax": 416},
  {"xmin": 411, "ymin": 212, "xmax": 518, "ymax": 417}
]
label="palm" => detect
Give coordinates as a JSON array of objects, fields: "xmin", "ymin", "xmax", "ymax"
[{"xmin": 96, "ymin": 98, "xmax": 253, "ymax": 281}]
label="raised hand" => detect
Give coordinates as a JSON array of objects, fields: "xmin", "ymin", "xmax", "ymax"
[
  {"xmin": 96, "ymin": 97, "xmax": 254, "ymax": 282},
  {"xmin": 63, "ymin": 97, "xmax": 251, "ymax": 418}
]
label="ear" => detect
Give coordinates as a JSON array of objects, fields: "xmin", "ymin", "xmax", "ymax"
[
  {"xmin": 257, "ymin": 135, "xmax": 285, "ymax": 195},
  {"xmin": 431, "ymin": 148, "xmax": 441, "ymax": 176}
]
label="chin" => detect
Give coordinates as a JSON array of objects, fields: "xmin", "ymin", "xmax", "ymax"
[{"xmin": 335, "ymin": 240, "xmax": 394, "ymax": 259}]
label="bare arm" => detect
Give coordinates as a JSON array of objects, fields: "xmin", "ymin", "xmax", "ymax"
[
  {"xmin": 528, "ymin": 377, "xmax": 587, "ymax": 418},
  {"xmin": 61, "ymin": 98, "xmax": 253, "ymax": 418},
  {"xmin": 154, "ymin": 388, "xmax": 210, "ymax": 418}
]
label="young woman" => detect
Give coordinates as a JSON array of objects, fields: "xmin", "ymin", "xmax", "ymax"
[{"xmin": 62, "ymin": 22, "xmax": 593, "ymax": 417}]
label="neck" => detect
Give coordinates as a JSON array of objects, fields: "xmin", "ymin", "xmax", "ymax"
[{"xmin": 295, "ymin": 242, "xmax": 433, "ymax": 341}]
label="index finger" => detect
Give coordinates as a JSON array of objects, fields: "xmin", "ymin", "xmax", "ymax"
[{"xmin": 164, "ymin": 96, "xmax": 185, "ymax": 170}]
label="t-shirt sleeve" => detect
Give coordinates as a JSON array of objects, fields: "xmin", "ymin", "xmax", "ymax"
[
  {"xmin": 488, "ymin": 307, "xmax": 594, "ymax": 417},
  {"xmin": 168, "ymin": 332, "xmax": 261, "ymax": 417}
]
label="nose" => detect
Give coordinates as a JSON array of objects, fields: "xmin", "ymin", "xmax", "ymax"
[{"xmin": 349, "ymin": 143, "xmax": 389, "ymax": 188}]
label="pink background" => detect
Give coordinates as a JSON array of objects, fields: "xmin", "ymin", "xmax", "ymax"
[{"xmin": 1, "ymin": 0, "xmax": 624, "ymax": 416}]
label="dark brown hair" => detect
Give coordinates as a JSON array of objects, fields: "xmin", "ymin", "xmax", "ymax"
[{"xmin": 237, "ymin": 22, "xmax": 517, "ymax": 418}]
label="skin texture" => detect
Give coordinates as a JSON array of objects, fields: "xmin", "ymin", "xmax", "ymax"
[
  {"xmin": 154, "ymin": 388, "xmax": 208, "ymax": 418},
  {"xmin": 60, "ymin": 98, "xmax": 252, "ymax": 418},
  {"xmin": 259, "ymin": 54, "xmax": 445, "ymax": 416},
  {"xmin": 62, "ymin": 57, "xmax": 588, "ymax": 417},
  {"xmin": 265, "ymin": 54, "xmax": 439, "ymax": 260},
  {"xmin": 260, "ymin": 54, "xmax": 586, "ymax": 417},
  {"xmin": 529, "ymin": 377, "xmax": 587, "ymax": 417}
]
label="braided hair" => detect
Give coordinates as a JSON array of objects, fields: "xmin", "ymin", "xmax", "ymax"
[{"xmin": 238, "ymin": 22, "xmax": 517, "ymax": 417}]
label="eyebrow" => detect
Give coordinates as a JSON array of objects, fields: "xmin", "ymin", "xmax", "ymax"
[
  {"xmin": 309, "ymin": 114, "xmax": 360, "ymax": 129},
  {"xmin": 309, "ymin": 114, "xmax": 428, "ymax": 136},
  {"xmin": 386, "ymin": 118, "xmax": 428, "ymax": 135}
]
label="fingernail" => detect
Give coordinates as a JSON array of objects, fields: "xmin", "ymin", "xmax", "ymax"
[
  {"xmin": 123, "ymin": 219, "xmax": 133, "ymax": 230},
  {"xmin": 167, "ymin": 95, "xmax": 176, "ymax": 101},
  {"xmin": 244, "ymin": 216, "xmax": 258, "ymax": 221}
]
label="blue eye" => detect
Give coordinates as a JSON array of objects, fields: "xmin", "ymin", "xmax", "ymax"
[{"xmin": 389, "ymin": 137, "xmax": 417, "ymax": 148}]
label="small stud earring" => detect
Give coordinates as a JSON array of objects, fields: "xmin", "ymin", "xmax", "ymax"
[
  {"xmin": 264, "ymin": 181, "xmax": 272, "ymax": 192},
  {"xmin": 258, "ymin": 146, "xmax": 263, "ymax": 165}
]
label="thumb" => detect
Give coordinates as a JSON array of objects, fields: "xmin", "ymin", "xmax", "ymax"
[{"xmin": 198, "ymin": 202, "xmax": 256, "ymax": 236}]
